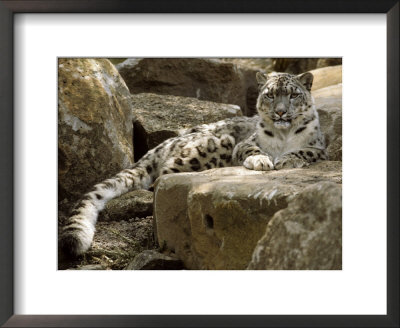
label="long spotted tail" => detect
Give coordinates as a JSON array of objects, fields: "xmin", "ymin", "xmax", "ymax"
[{"xmin": 59, "ymin": 163, "xmax": 153, "ymax": 257}]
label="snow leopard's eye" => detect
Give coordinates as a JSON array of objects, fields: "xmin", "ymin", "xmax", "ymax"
[
  {"xmin": 290, "ymin": 93, "xmax": 300, "ymax": 99},
  {"xmin": 264, "ymin": 93, "xmax": 274, "ymax": 99}
]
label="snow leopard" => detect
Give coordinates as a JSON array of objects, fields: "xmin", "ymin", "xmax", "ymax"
[{"xmin": 59, "ymin": 71, "xmax": 327, "ymax": 257}]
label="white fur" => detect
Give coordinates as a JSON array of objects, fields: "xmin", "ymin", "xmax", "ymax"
[
  {"xmin": 243, "ymin": 154, "xmax": 274, "ymax": 171},
  {"xmin": 256, "ymin": 105, "xmax": 321, "ymax": 161}
]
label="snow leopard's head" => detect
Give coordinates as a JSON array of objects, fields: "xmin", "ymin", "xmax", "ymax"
[{"xmin": 256, "ymin": 71, "xmax": 314, "ymax": 129}]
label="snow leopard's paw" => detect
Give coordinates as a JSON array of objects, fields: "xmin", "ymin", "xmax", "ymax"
[
  {"xmin": 274, "ymin": 155, "xmax": 309, "ymax": 170},
  {"xmin": 243, "ymin": 155, "xmax": 274, "ymax": 171}
]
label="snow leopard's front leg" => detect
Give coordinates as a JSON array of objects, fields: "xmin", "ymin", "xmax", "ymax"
[
  {"xmin": 274, "ymin": 147, "xmax": 327, "ymax": 169},
  {"xmin": 233, "ymin": 134, "xmax": 274, "ymax": 171}
]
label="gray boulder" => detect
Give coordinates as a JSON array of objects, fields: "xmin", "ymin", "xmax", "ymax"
[
  {"xmin": 154, "ymin": 162, "xmax": 341, "ymax": 270},
  {"xmin": 248, "ymin": 182, "xmax": 342, "ymax": 270},
  {"xmin": 316, "ymin": 97, "xmax": 342, "ymax": 161},
  {"xmin": 117, "ymin": 58, "xmax": 259, "ymax": 116},
  {"xmin": 99, "ymin": 190, "xmax": 153, "ymax": 221},
  {"xmin": 58, "ymin": 58, "xmax": 134, "ymax": 212}
]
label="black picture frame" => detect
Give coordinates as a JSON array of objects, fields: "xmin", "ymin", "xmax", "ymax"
[{"xmin": 0, "ymin": 1, "xmax": 398, "ymax": 327}]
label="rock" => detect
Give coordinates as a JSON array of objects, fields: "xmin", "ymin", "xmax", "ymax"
[
  {"xmin": 272, "ymin": 58, "xmax": 319, "ymax": 74},
  {"xmin": 74, "ymin": 264, "xmax": 106, "ymax": 270},
  {"xmin": 248, "ymin": 182, "xmax": 342, "ymax": 270},
  {"xmin": 315, "ymin": 96, "xmax": 342, "ymax": 108},
  {"xmin": 216, "ymin": 59, "xmax": 273, "ymax": 115},
  {"xmin": 312, "ymin": 83, "xmax": 342, "ymax": 162},
  {"xmin": 125, "ymin": 250, "xmax": 184, "ymax": 270},
  {"xmin": 108, "ymin": 58, "xmax": 127, "ymax": 65},
  {"xmin": 272, "ymin": 59, "xmax": 342, "ymax": 74},
  {"xmin": 58, "ymin": 58, "xmax": 134, "ymax": 213},
  {"xmin": 131, "ymin": 93, "xmax": 243, "ymax": 159},
  {"xmin": 116, "ymin": 58, "xmax": 259, "ymax": 116},
  {"xmin": 239, "ymin": 68, "xmax": 263, "ymax": 117},
  {"xmin": 59, "ymin": 217, "xmax": 156, "ymax": 270},
  {"xmin": 316, "ymin": 58, "xmax": 342, "ymax": 68},
  {"xmin": 312, "ymin": 83, "xmax": 342, "ymax": 98},
  {"xmin": 220, "ymin": 58, "xmax": 273, "ymax": 72},
  {"xmin": 99, "ymin": 190, "xmax": 153, "ymax": 221},
  {"xmin": 316, "ymin": 97, "xmax": 342, "ymax": 161},
  {"xmin": 310, "ymin": 65, "xmax": 342, "ymax": 91},
  {"xmin": 154, "ymin": 162, "xmax": 341, "ymax": 270}
]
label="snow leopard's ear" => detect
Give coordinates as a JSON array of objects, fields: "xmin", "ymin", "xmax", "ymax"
[
  {"xmin": 256, "ymin": 72, "xmax": 268, "ymax": 86},
  {"xmin": 297, "ymin": 72, "xmax": 314, "ymax": 91}
]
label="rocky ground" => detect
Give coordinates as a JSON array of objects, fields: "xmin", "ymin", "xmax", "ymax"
[
  {"xmin": 59, "ymin": 216, "xmax": 156, "ymax": 270},
  {"xmin": 58, "ymin": 58, "xmax": 342, "ymax": 270}
]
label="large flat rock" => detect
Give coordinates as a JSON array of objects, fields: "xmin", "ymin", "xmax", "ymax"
[{"xmin": 154, "ymin": 161, "xmax": 341, "ymax": 270}]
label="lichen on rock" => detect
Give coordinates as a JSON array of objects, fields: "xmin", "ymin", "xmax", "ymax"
[{"xmin": 58, "ymin": 58, "xmax": 134, "ymax": 213}]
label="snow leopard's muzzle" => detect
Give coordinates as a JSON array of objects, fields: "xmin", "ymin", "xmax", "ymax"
[{"xmin": 258, "ymin": 95, "xmax": 294, "ymax": 129}]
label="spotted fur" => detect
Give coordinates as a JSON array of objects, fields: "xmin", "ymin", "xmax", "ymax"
[{"xmin": 59, "ymin": 71, "xmax": 326, "ymax": 257}]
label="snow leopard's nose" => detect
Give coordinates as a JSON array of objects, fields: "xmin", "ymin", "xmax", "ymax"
[{"xmin": 275, "ymin": 103, "xmax": 286, "ymax": 117}]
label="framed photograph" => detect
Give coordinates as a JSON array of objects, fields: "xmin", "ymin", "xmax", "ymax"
[{"xmin": 1, "ymin": 1, "xmax": 398, "ymax": 327}]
